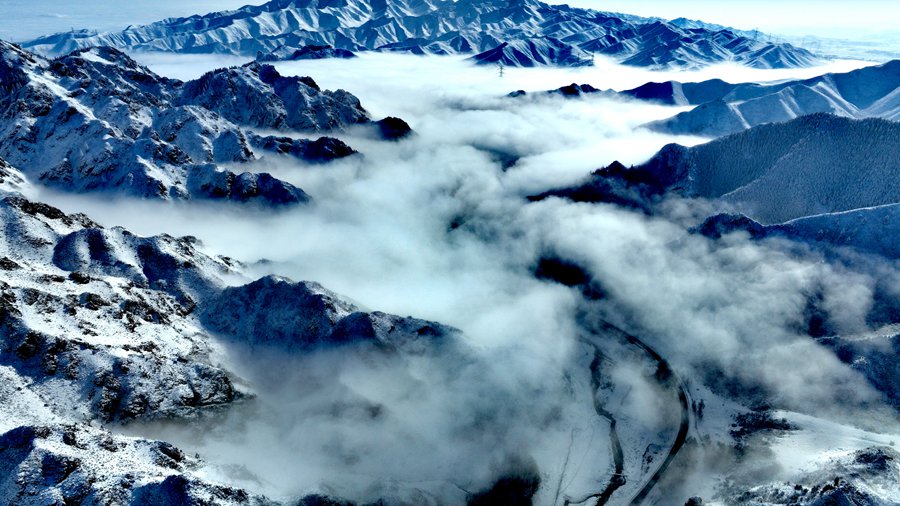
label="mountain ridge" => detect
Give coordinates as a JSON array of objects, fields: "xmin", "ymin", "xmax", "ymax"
[
  {"xmin": 635, "ymin": 59, "xmax": 900, "ymax": 136},
  {"xmin": 0, "ymin": 41, "xmax": 390, "ymax": 204},
  {"xmin": 22, "ymin": 0, "xmax": 821, "ymax": 69},
  {"xmin": 532, "ymin": 114, "xmax": 900, "ymax": 226}
]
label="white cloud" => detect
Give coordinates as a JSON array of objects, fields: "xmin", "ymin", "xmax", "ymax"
[{"xmin": 41, "ymin": 53, "xmax": 898, "ymax": 503}]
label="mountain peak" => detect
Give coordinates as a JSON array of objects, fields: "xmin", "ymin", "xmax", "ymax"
[{"xmin": 0, "ymin": 42, "xmax": 372, "ymax": 204}]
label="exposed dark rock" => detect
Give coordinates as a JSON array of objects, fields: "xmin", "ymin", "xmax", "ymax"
[
  {"xmin": 468, "ymin": 456, "xmax": 541, "ymax": 506},
  {"xmin": 553, "ymin": 83, "xmax": 599, "ymax": 97},
  {"xmin": 0, "ymin": 256, "xmax": 20, "ymax": 270},
  {"xmin": 375, "ymin": 116, "xmax": 413, "ymax": 140},
  {"xmin": 533, "ymin": 256, "xmax": 605, "ymax": 300},
  {"xmin": 201, "ymin": 275, "xmax": 455, "ymax": 352},
  {"xmin": 528, "ymin": 159, "xmax": 660, "ymax": 213},
  {"xmin": 253, "ymin": 134, "xmax": 357, "ymax": 162},
  {"xmin": 67, "ymin": 271, "xmax": 91, "ymax": 284},
  {"xmin": 693, "ymin": 213, "xmax": 768, "ymax": 240},
  {"xmin": 257, "ymin": 44, "xmax": 357, "ymax": 62},
  {"xmin": 186, "ymin": 168, "xmax": 311, "ymax": 206},
  {"xmin": 296, "ymin": 495, "xmax": 356, "ymax": 506},
  {"xmin": 730, "ymin": 411, "xmax": 796, "ymax": 440}
]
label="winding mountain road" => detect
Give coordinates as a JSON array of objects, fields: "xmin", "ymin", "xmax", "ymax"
[{"xmin": 570, "ymin": 319, "xmax": 692, "ymax": 505}]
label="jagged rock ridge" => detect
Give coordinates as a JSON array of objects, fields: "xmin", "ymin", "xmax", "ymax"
[{"xmin": 0, "ymin": 41, "xmax": 375, "ymax": 204}]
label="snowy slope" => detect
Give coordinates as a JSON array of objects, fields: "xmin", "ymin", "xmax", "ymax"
[
  {"xmin": 774, "ymin": 204, "xmax": 900, "ymax": 260},
  {"xmin": 0, "ymin": 164, "xmax": 491, "ymax": 504},
  {"xmin": 0, "ymin": 187, "xmax": 242, "ymax": 423},
  {"xmin": 471, "ymin": 37, "xmax": 594, "ymax": 67},
  {"xmin": 0, "ymin": 423, "xmax": 278, "ymax": 506},
  {"xmin": 0, "ymin": 41, "xmax": 371, "ymax": 204},
  {"xmin": 638, "ymin": 59, "xmax": 900, "ymax": 136},
  {"xmin": 533, "ymin": 114, "xmax": 900, "ymax": 225},
  {"xmin": 676, "ymin": 115, "xmax": 900, "ymax": 224},
  {"xmin": 21, "ymin": 0, "xmax": 820, "ymax": 69}
]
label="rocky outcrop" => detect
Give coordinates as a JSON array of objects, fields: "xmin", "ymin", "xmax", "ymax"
[
  {"xmin": 374, "ymin": 117, "xmax": 413, "ymax": 141},
  {"xmin": 0, "ymin": 190, "xmax": 240, "ymax": 422},
  {"xmin": 250, "ymin": 134, "xmax": 358, "ymax": 162},
  {"xmin": 178, "ymin": 63, "xmax": 370, "ymax": 132},
  {"xmin": 0, "ymin": 424, "xmax": 276, "ymax": 506},
  {"xmin": 201, "ymin": 276, "xmax": 455, "ymax": 353},
  {"xmin": 257, "ymin": 44, "xmax": 357, "ymax": 62},
  {"xmin": 693, "ymin": 214, "xmax": 769, "ymax": 240}
]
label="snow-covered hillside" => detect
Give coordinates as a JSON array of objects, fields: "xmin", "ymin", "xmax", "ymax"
[
  {"xmin": 471, "ymin": 37, "xmax": 594, "ymax": 67},
  {"xmin": 535, "ymin": 114, "xmax": 900, "ymax": 225},
  {"xmin": 0, "ymin": 41, "xmax": 386, "ymax": 204},
  {"xmin": 22, "ymin": 0, "xmax": 820, "ymax": 69},
  {"xmin": 0, "ymin": 158, "xmax": 490, "ymax": 503},
  {"xmin": 636, "ymin": 59, "xmax": 900, "ymax": 136}
]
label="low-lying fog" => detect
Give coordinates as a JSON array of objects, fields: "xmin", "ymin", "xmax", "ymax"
[{"xmin": 40, "ymin": 53, "xmax": 898, "ymax": 504}]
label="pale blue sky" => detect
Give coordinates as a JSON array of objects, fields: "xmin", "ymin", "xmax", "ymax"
[
  {"xmin": 561, "ymin": 0, "xmax": 899, "ymax": 36},
  {"xmin": 0, "ymin": 0, "xmax": 254, "ymax": 40},
  {"xmin": 1, "ymin": 0, "xmax": 896, "ymax": 41}
]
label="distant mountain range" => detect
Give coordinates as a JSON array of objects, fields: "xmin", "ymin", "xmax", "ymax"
[
  {"xmin": 22, "ymin": 0, "xmax": 820, "ymax": 69},
  {"xmin": 634, "ymin": 60, "xmax": 900, "ymax": 137},
  {"xmin": 519, "ymin": 59, "xmax": 900, "ymax": 137},
  {"xmin": 0, "ymin": 41, "xmax": 404, "ymax": 205}
]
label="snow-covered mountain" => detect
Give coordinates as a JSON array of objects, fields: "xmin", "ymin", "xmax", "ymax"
[
  {"xmin": 634, "ymin": 59, "xmax": 900, "ymax": 137},
  {"xmin": 470, "ymin": 37, "xmax": 593, "ymax": 67},
  {"xmin": 0, "ymin": 41, "xmax": 385, "ymax": 204},
  {"xmin": 202, "ymin": 275, "xmax": 455, "ymax": 352},
  {"xmin": 0, "ymin": 160, "xmax": 470, "ymax": 503},
  {"xmin": 533, "ymin": 114, "xmax": 900, "ymax": 228},
  {"xmin": 22, "ymin": 0, "xmax": 820, "ymax": 69},
  {"xmin": 256, "ymin": 43, "xmax": 357, "ymax": 61},
  {"xmin": 0, "ymin": 423, "xmax": 277, "ymax": 506},
  {"xmin": 721, "ymin": 446, "xmax": 900, "ymax": 504},
  {"xmin": 530, "ymin": 114, "xmax": 900, "ymax": 416}
]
